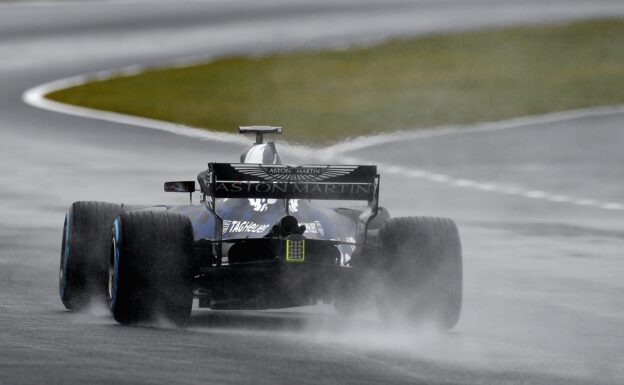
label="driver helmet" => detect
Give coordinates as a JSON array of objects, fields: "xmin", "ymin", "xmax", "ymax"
[{"xmin": 240, "ymin": 142, "xmax": 282, "ymax": 164}]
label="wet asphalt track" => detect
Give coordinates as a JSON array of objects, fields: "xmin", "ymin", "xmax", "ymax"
[{"xmin": 1, "ymin": 1, "xmax": 624, "ymax": 384}]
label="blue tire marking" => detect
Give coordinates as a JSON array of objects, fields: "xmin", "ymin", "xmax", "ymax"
[
  {"xmin": 111, "ymin": 218, "xmax": 121, "ymax": 309},
  {"xmin": 60, "ymin": 211, "xmax": 71, "ymax": 299}
]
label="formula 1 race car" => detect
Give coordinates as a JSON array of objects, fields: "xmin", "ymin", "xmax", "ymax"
[{"xmin": 59, "ymin": 126, "xmax": 462, "ymax": 328}]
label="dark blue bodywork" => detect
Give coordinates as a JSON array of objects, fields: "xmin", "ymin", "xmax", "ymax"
[{"xmin": 170, "ymin": 198, "xmax": 358, "ymax": 266}]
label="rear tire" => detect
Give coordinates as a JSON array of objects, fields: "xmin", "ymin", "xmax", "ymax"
[
  {"xmin": 377, "ymin": 216, "xmax": 462, "ymax": 329},
  {"xmin": 59, "ymin": 201, "xmax": 122, "ymax": 311},
  {"xmin": 110, "ymin": 210, "xmax": 194, "ymax": 326}
]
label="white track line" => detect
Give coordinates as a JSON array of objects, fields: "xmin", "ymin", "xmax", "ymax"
[
  {"xmin": 334, "ymin": 155, "xmax": 624, "ymax": 212},
  {"xmin": 22, "ymin": 69, "xmax": 318, "ymax": 156},
  {"xmin": 22, "ymin": 68, "xmax": 624, "ymax": 212},
  {"xmin": 323, "ymin": 104, "xmax": 624, "ymax": 156},
  {"xmin": 23, "ymin": 73, "xmax": 250, "ymax": 147}
]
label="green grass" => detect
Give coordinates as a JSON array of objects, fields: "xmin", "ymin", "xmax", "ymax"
[{"xmin": 47, "ymin": 19, "xmax": 624, "ymax": 144}]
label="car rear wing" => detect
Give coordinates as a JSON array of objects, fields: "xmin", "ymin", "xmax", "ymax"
[
  {"xmin": 205, "ymin": 163, "xmax": 378, "ymax": 201},
  {"xmin": 198, "ymin": 163, "xmax": 380, "ymax": 264}
]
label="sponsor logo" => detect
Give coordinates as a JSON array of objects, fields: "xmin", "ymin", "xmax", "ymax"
[
  {"xmin": 247, "ymin": 198, "xmax": 299, "ymax": 212},
  {"xmin": 215, "ymin": 182, "xmax": 372, "ymax": 196},
  {"xmin": 300, "ymin": 220, "xmax": 324, "ymax": 236},
  {"xmin": 222, "ymin": 220, "xmax": 270, "ymax": 234},
  {"xmin": 248, "ymin": 198, "xmax": 277, "ymax": 212},
  {"xmin": 232, "ymin": 164, "xmax": 358, "ymax": 182}
]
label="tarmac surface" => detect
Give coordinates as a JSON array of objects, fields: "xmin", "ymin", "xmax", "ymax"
[{"xmin": 1, "ymin": 1, "xmax": 623, "ymax": 384}]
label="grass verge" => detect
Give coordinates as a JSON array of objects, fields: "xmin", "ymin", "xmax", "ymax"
[{"xmin": 47, "ymin": 19, "xmax": 624, "ymax": 144}]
